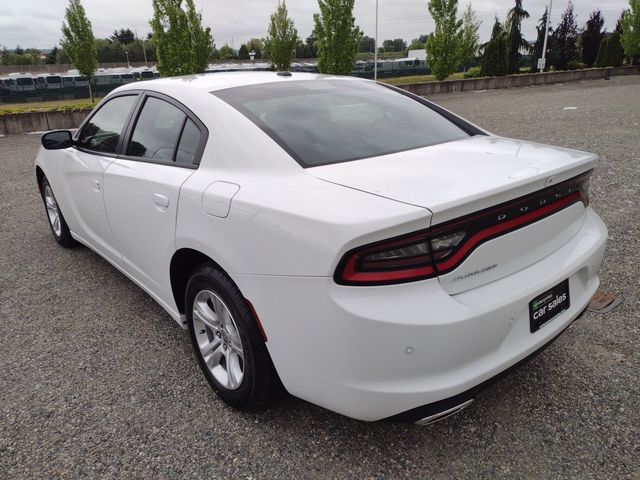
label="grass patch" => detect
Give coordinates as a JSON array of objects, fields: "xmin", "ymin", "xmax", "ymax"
[
  {"xmin": 0, "ymin": 98, "xmax": 100, "ymax": 116},
  {"xmin": 382, "ymin": 72, "xmax": 466, "ymax": 85}
]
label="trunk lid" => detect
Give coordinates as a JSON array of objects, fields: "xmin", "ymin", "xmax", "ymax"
[{"xmin": 310, "ymin": 135, "xmax": 596, "ymax": 294}]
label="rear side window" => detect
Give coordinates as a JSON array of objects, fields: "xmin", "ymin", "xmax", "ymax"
[
  {"xmin": 127, "ymin": 97, "xmax": 186, "ymax": 161},
  {"xmin": 175, "ymin": 119, "xmax": 202, "ymax": 165},
  {"xmin": 77, "ymin": 95, "xmax": 138, "ymax": 154}
]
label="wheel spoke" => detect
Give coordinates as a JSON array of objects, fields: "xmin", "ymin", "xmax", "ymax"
[
  {"xmin": 226, "ymin": 351, "xmax": 240, "ymax": 389},
  {"xmin": 199, "ymin": 337, "xmax": 221, "ymax": 357},
  {"xmin": 193, "ymin": 302, "xmax": 218, "ymax": 330},
  {"xmin": 204, "ymin": 343, "xmax": 225, "ymax": 369}
]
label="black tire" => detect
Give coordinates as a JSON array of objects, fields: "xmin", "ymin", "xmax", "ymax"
[
  {"xmin": 39, "ymin": 176, "xmax": 77, "ymax": 248},
  {"xmin": 185, "ymin": 263, "xmax": 284, "ymax": 410}
]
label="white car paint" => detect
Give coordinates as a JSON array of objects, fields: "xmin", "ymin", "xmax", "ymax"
[{"xmin": 35, "ymin": 72, "xmax": 607, "ymax": 422}]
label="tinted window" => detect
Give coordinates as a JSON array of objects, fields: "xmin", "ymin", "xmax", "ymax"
[
  {"xmin": 127, "ymin": 97, "xmax": 185, "ymax": 161},
  {"xmin": 78, "ymin": 95, "xmax": 137, "ymax": 154},
  {"xmin": 175, "ymin": 119, "xmax": 201, "ymax": 165},
  {"xmin": 17, "ymin": 78, "xmax": 34, "ymax": 86},
  {"xmin": 214, "ymin": 80, "xmax": 469, "ymax": 167},
  {"xmin": 46, "ymin": 76, "xmax": 61, "ymax": 84}
]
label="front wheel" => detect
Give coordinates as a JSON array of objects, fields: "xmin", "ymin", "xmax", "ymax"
[
  {"xmin": 185, "ymin": 264, "xmax": 284, "ymax": 410},
  {"xmin": 40, "ymin": 177, "xmax": 76, "ymax": 248}
]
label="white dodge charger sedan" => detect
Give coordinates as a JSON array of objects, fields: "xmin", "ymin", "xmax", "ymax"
[{"xmin": 35, "ymin": 72, "xmax": 607, "ymax": 424}]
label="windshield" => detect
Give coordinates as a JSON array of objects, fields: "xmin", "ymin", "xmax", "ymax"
[
  {"xmin": 213, "ymin": 79, "xmax": 469, "ymax": 167},
  {"xmin": 46, "ymin": 76, "xmax": 62, "ymax": 83},
  {"xmin": 17, "ymin": 78, "xmax": 34, "ymax": 86}
]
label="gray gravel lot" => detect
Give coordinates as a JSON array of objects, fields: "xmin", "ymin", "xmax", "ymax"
[{"xmin": 1, "ymin": 75, "xmax": 639, "ymax": 479}]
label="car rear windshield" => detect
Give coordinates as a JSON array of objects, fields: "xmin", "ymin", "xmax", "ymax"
[{"xmin": 213, "ymin": 79, "xmax": 470, "ymax": 167}]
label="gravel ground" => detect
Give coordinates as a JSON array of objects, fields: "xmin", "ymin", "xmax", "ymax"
[{"xmin": 1, "ymin": 75, "xmax": 639, "ymax": 479}]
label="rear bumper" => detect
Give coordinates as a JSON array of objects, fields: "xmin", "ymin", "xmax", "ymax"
[
  {"xmin": 234, "ymin": 207, "xmax": 607, "ymax": 421},
  {"xmin": 385, "ymin": 305, "xmax": 589, "ymax": 424}
]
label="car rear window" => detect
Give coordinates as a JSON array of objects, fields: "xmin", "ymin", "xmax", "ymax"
[{"xmin": 213, "ymin": 79, "xmax": 469, "ymax": 167}]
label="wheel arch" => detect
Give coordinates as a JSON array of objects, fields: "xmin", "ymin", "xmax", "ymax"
[
  {"xmin": 35, "ymin": 165, "xmax": 45, "ymax": 193},
  {"xmin": 170, "ymin": 248, "xmax": 231, "ymax": 315},
  {"xmin": 170, "ymin": 247, "xmax": 268, "ymax": 342}
]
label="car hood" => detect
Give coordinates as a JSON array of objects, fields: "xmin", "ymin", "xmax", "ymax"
[{"xmin": 307, "ymin": 135, "xmax": 597, "ymax": 224}]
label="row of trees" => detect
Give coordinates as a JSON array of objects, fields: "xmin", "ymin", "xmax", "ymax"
[
  {"xmin": 480, "ymin": 0, "xmax": 640, "ymax": 78},
  {"xmin": 57, "ymin": 0, "xmax": 363, "ymax": 82},
  {"xmin": 15, "ymin": 0, "xmax": 640, "ymax": 87}
]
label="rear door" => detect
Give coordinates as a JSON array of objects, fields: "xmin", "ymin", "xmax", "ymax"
[{"xmin": 103, "ymin": 92, "xmax": 207, "ymax": 308}]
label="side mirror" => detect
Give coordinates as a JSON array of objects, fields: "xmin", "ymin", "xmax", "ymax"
[{"xmin": 41, "ymin": 130, "xmax": 74, "ymax": 150}]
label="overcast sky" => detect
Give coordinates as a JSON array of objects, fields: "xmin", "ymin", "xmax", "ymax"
[{"xmin": 0, "ymin": 0, "xmax": 630, "ymax": 50}]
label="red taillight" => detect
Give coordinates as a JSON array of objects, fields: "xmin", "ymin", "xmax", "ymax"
[{"xmin": 335, "ymin": 170, "xmax": 591, "ymax": 286}]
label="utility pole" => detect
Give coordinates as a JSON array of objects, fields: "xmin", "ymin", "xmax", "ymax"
[
  {"xmin": 539, "ymin": 0, "xmax": 553, "ymax": 72},
  {"xmin": 374, "ymin": 0, "xmax": 378, "ymax": 81},
  {"xmin": 136, "ymin": 29, "xmax": 148, "ymax": 67}
]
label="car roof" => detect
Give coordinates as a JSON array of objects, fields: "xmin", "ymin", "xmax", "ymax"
[{"xmin": 117, "ymin": 71, "xmax": 365, "ymax": 95}]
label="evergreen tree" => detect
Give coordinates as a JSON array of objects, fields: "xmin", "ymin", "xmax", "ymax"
[
  {"xmin": 46, "ymin": 46, "xmax": 59, "ymax": 64},
  {"xmin": 265, "ymin": 1, "xmax": 298, "ymax": 71},
  {"xmin": 596, "ymin": 32, "xmax": 625, "ymax": 67},
  {"xmin": 581, "ymin": 10, "xmax": 606, "ymax": 67},
  {"xmin": 426, "ymin": 0, "xmax": 463, "ymax": 80},
  {"xmin": 238, "ymin": 44, "xmax": 250, "ymax": 59},
  {"xmin": 304, "ymin": 30, "xmax": 318, "ymax": 58},
  {"xmin": 459, "ymin": 3, "xmax": 481, "ymax": 68},
  {"xmin": 314, "ymin": 0, "xmax": 362, "ymax": 75},
  {"xmin": 622, "ymin": 0, "xmax": 640, "ymax": 64},
  {"xmin": 552, "ymin": 1, "xmax": 579, "ymax": 70},
  {"xmin": 61, "ymin": 0, "xmax": 97, "ymax": 101},
  {"xmin": 506, "ymin": 0, "xmax": 530, "ymax": 73},
  {"xmin": 150, "ymin": 0, "xmax": 213, "ymax": 76},
  {"xmin": 481, "ymin": 20, "xmax": 508, "ymax": 77},
  {"xmin": 111, "ymin": 28, "xmax": 135, "ymax": 45}
]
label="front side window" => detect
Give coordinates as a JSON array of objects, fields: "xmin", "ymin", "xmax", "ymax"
[
  {"xmin": 77, "ymin": 95, "xmax": 138, "ymax": 154},
  {"xmin": 127, "ymin": 97, "xmax": 186, "ymax": 161}
]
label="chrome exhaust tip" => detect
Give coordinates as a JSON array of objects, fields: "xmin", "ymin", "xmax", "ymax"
[{"xmin": 414, "ymin": 399, "xmax": 474, "ymax": 425}]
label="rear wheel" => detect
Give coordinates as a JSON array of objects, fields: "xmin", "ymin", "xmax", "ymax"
[
  {"xmin": 186, "ymin": 264, "xmax": 283, "ymax": 410},
  {"xmin": 40, "ymin": 177, "xmax": 76, "ymax": 248}
]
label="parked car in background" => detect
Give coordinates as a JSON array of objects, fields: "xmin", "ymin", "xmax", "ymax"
[
  {"xmin": 34, "ymin": 75, "xmax": 63, "ymax": 91},
  {"xmin": 10, "ymin": 74, "xmax": 36, "ymax": 93},
  {"xmin": 34, "ymin": 72, "xmax": 607, "ymax": 424},
  {"xmin": 61, "ymin": 75, "xmax": 75, "ymax": 91}
]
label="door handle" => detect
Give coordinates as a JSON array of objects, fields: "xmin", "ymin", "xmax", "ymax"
[{"xmin": 153, "ymin": 193, "xmax": 170, "ymax": 208}]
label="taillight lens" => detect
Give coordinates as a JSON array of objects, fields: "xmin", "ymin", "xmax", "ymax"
[
  {"xmin": 336, "ymin": 231, "xmax": 435, "ymax": 285},
  {"xmin": 335, "ymin": 170, "xmax": 592, "ymax": 286}
]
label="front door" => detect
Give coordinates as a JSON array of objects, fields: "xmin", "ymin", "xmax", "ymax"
[{"xmin": 62, "ymin": 94, "xmax": 139, "ymax": 265}]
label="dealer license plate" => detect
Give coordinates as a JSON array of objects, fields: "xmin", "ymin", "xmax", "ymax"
[{"xmin": 529, "ymin": 279, "xmax": 570, "ymax": 333}]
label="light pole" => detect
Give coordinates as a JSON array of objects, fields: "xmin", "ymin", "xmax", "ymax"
[
  {"xmin": 374, "ymin": 0, "xmax": 378, "ymax": 81},
  {"xmin": 136, "ymin": 29, "xmax": 148, "ymax": 67},
  {"xmin": 539, "ymin": 0, "xmax": 553, "ymax": 72},
  {"xmin": 125, "ymin": 50, "xmax": 130, "ymax": 68}
]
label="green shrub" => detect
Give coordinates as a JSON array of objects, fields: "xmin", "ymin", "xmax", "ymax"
[{"xmin": 463, "ymin": 66, "xmax": 482, "ymax": 78}]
